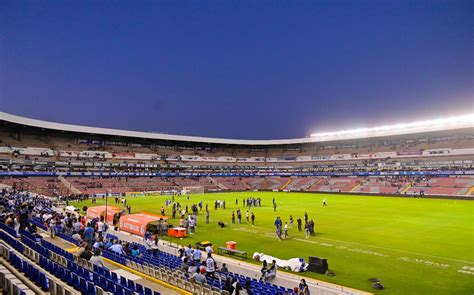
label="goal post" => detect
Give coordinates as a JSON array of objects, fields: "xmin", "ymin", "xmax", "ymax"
[{"xmin": 182, "ymin": 186, "xmax": 205, "ymax": 195}]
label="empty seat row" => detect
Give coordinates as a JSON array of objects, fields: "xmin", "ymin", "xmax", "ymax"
[{"xmin": 0, "ymin": 263, "xmax": 35, "ymax": 295}]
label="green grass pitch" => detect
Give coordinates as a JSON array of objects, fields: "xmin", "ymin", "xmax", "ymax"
[{"xmin": 76, "ymin": 192, "xmax": 474, "ymax": 294}]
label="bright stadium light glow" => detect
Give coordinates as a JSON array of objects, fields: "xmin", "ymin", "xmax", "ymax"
[{"xmin": 310, "ymin": 113, "xmax": 474, "ymax": 139}]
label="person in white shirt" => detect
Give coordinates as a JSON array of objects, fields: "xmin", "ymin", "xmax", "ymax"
[
  {"xmin": 205, "ymin": 253, "xmax": 216, "ymax": 278},
  {"xmin": 185, "ymin": 245, "xmax": 193, "ymax": 258},
  {"xmin": 193, "ymin": 268, "xmax": 207, "ymax": 285},
  {"xmin": 109, "ymin": 241, "xmax": 123, "ymax": 254},
  {"xmin": 72, "ymin": 231, "xmax": 82, "ymax": 243},
  {"xmin": 284, "ymin": 222, "xmax": 289, "ymax": 239},
  {"xmin": 205, "ymin": 245, "xmax": 214, "ymax": 254},
  {"xmin": 264, "ymin": 260, "xmax": 277, "ymax": 282},
  {"xmin": 73, "ymin": 220, "xmax": 82, "ymax": 232},
  {"xmin": 93, "ymin": 237, "xmax": 103, "ymax": 250},
  {"xmin": 188, "ymin": 261, "xmax": 198, "ymax": 275},
  {"xmin": 13, "ymin": 216, "xmax": 20, "ymax": 237},
  {"xmin": 96, "ymin": 218, "xmax": 106, "ymax": 237},
  {"xmin": 145, "ymin": 235, "xmax": 159, "ymax": 256},
  {"xmin": 49, "ymin": 218, "xmax": 57, "ymax": 239},
  {"xmin": 90, "ymin": 250, "xmax": 105, "ymax": 267}
]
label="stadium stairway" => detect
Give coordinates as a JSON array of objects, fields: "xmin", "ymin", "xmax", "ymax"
[
  {"xmin": 350, "ymin": 182, "xmax": 363, "ymax": 192},
  {"xmin": 279, "ymin": 179, "xmax": 293, "ymax": 191},
  {"xmin": 399, "ymin": 181, "xmax": 414, "ymax": 195},
  {"xmin": 58, "ymin": 176, "xmax": 81, "ymax": 194},
  {"xmin": 211, "ymin": 178, "xmax": 229, "ymax": 190},
  {"xmin": 465, "ymin": 186, "xmax": 474, "ymax": 196}
]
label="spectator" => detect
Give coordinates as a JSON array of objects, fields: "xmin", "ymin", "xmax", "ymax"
[
  {"xmin": 188, "ymin": 261, "xmax": 198, "ymax": 275},
  {"xmin": 93, "ymin": 237, "xmax": 103, "ymax": 250},
  {"xmin": 220, "ymin": 263, "xmax": 229, "ymax": 274},
  {"xmin": 49, "ymin": 217, "xmax": 57, "ymax": 239},
  {"xmin": 185, "ymin": 244, "xmax": 193, "ymax": 258},
  {"xmin": 90, "ymin": 250, "xmax": 105, "ymax": 267},
  {"xmin": 131, "ymin": 245, "xmax": 140, "ymax": 257},
  {"xmin": 84, "ymin": 223, "xmax": 95, "ymax": 245},
  {"xmin": 109, "ymin": 240, "xmax": 124, "ymax": 255},
  {"xmin": 260, "ymin": 260, "xmax": 268, "ymax": 281},
  {"xmin": 180, "ymin": 256, "xmax": 190, "ymax": 272},
  {"xmin": 96, "ymin": 217, "xmax": 106, "ymax": 237},
  {"xmin": 193, "ymin": 248, "xmax": 201, "ymax": 263},
  {"xmin": 194, "ymin": 268, "xmax": 207, "ymax": 285},
  {"xmin": 298, "ymin": 278, "xmax": 310, "ymax": 295},
  {"xmin": 72, "ymin": 231, "xmax": 82, "ymax": 243},
  {"xmin": 199, "ymin": 261, "xmax": 207, "ymax": 274},
  {"xmin": 104, "ymin": 238, "xmax": 113, "ymax": 249},
  {"xmin": 177, "ymin": 245, "xmax": 185, "ymax": 258},
  {"xmin": 232, "ymin": 277, "xmax": 242, "ymax": 295},
  {"xmin": 205, "ymin": 252, "xmax": 216, "ymax": 278},
  {"xmin": 243, "ymin": 280, "xmax": 254, "ymax": 295},
  {"xmin": 205, "ymin": 244, "xmax": 214, "ymax": 254},
  {"xmin": 76, "ymin": 242, "xmax": 87, "ymax": 257},
  {"xmin": 80, "ymin": 245, "xmax": 93, "ymax": 261},
  {"xmin": 264, "ymin": 260, "xmax": 277, "ymax": 282},
  {"xmin": 223, "ymin": 277, "xmax": 235, "ymax": 294}
]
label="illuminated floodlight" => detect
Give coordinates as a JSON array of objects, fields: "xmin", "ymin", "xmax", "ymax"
[{"xmin": 310, "ymin": 114, "xmax": 474, "ymax": 139}]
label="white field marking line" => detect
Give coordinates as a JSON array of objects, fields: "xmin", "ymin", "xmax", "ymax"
[
  {"xmin": 313, "ymin": 236, "xmax": 474, "ymax": 265},
  {"xmin": 263, "ymin": 232, "xmax": 474, "ymax": 265}
]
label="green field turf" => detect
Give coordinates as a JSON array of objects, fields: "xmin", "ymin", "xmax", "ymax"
[{"xmin": 76, "ymin": 192, "xmax": 474, "ymax": 295}]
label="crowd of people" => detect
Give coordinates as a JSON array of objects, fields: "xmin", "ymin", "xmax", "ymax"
[
  {"xmin": 177, "ymin": 243, "xmax": 260, "ymax": 294},
  {"xmin": 273, "ymin": 211, "xmax": 316, "ymax": 241},
  {"xmin": 0, "ymin": 187, "xmax": 317, "ymax": 294}
]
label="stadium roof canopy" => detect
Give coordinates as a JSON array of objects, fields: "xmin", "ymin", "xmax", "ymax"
[{"xmin": 1, "ymin": 112, "xmax": 472, "ymax": 146}]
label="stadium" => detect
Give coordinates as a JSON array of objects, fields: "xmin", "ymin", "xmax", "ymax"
[
  {"xmin": 0, "ymin": 111, "xmax": 473, "ymax": 295},
  {"xmin": 1, "ymin": 2, "xmax": 473, "ymax": 295}
]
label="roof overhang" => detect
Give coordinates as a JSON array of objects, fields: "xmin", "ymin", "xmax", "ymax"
[{"xmin": 1, "ymin": 112, "xmax": 472, "ymax": 146}]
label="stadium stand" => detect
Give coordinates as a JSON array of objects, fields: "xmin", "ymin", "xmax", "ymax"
[
  {"xmin": 1, "ymin": 187, "xmax": 343, "ymax": 295},
  {"xmin": 0, "ymin": 112, "xmax": 473, "ymax": 197}
]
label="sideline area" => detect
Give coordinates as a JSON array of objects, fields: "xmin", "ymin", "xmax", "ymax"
[{"xmin": 104, "ymin": 227, "xmax": 371, "ymax": 295}]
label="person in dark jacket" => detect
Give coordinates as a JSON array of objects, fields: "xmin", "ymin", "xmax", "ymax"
[{"xmin": 223, "ymin": 277, "xmax": 234, "ymax": 294}]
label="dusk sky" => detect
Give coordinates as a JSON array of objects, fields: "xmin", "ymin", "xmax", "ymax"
[{"xmin": 1, "ymin": 1, "xmax": 472, "ymax": 139}]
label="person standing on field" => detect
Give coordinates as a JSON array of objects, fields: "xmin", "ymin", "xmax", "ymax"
[
  {"xmin": 297, "ymin": 218, "xmax": 302, "ymax": 232},
  {"xmin": 304, "ymin": 222, "xmax": 310, "ymax": 239},
  {"xmin": 251, "ymin": 212, "xmax": 255, "ymax": 226},
  {"xmin": 284, "ymin": 222, "xmax": 289, "ymax": 239},
  {"xmin": 237, "ymin": 209, "xmax": 242, "ymax": 224}
]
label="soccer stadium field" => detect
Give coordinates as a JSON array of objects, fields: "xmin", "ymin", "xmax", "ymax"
[{"xmin": 76, "ymin": 192, "xmax": 474, "ymax": 295}]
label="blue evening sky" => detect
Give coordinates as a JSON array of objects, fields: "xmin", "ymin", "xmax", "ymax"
[{"xmin": 1, "ymin": 1, "xmax": 472, "ymax": 139}]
